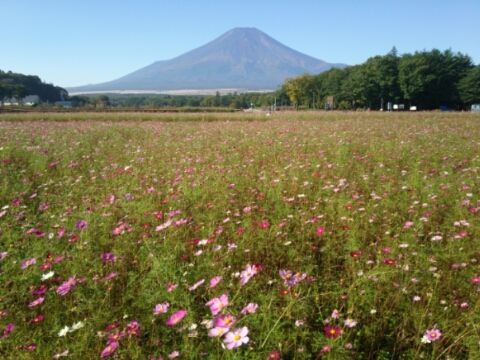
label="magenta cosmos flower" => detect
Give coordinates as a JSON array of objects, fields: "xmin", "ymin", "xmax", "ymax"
[
  {"xmin": 166, "ymin": 310, "xmax": 187, "ymax": 326},
  {"xmin": 75, "ymin": 220, "xmax": 88, "ymax": 231},
  {"xmin": 268, "ymin": 350, "xmax": 280, "ymax": 359},
  {"xmin": 101, "ymin": 341, "xmax": 118, "ymax": 357},
  {"xmin": 223, "ymin": 327, "xmax": 249, "ymax": 349},
  {"xmin": 324, "ymin": 325, "xmax": 343, "ymax": 339},
  {"xmin": 126, "ymin": 321, "xmax": 140, "ymax": 335},
  {"xmin": 24, "ymin": 343, "xmax": 37, "ymax": 351},
  {"xmin": 206, "ymin": 294, "xmax": 228, "ymax": 315},
  {"xmin": 1, "ymin": 323, "xmax": 14, "ymax": 338},
  {"xmin": 425, "ymin": 329, "xmax": 441, "ymax": 342},
  {"xmin": 316, "ymin": 226, "xmax": 325, "ymax": 235},
  {"xmin": 101, "ymin": 253, "xmax": 117, "ymax": 263}
]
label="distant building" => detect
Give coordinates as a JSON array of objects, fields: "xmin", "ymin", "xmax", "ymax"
[
  {"xmin": 55, "ymin": 101, "xmax": 73, "ymax": 108},
  {"xmin": 472, "ymin": 104, "xmax": 480, "ymax": 113},
  {"xmin": 3, "ymin": 95, "xmax": 41, "ymax": 106}
]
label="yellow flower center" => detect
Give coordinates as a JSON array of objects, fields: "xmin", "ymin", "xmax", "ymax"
[{"xmin": 234, "ymin": 335, "xmax": 241, "ymax": 341}]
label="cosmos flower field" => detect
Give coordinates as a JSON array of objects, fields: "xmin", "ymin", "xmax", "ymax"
[{"xmin": 1, "ymin": 111, "xmax": 480, "ymax": 359}]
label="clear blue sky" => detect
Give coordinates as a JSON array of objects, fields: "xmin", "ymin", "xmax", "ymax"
[{"xmin": 2, "ymin": 0, "xmax": 479, "ymax": 88}]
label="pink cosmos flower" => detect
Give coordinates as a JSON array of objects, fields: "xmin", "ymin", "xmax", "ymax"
[
  {"xmin": 103, "ymin": 273, "xmax": 117, "ymax": 281},
  {"xmin": 223, "ymin": 327, "xmax": 249, "ymax": 350},
  {"xmin": 39, "ymin": 203, "xmax": 49, "ymax": 211},
  {"xmin": 56, "ymin": 276, "xmax": 77, "ymax": 296},
  {"xmin": 208, "ymin": 327, "xmax": 229, "ymax": 337},
  {"xmin": 260, "ymin": 221, "xmax": 269, "ymax": 229},
  {"xmin": 471, "ymin": 276, "xmax": 480, "ymax": 284},
  {"xmin": 53, "ymin": 350, "xmax": 69, "ymax": 358},
  {"xmin": 0, "ymin": 252, "xmax": 7, "ymax": 259},
  {"xmin": 57, "ymin": 227, "xmax": 65, "ymax": 238},
  {"xmin": 279, "ymin": 269, "xmax": 307, "ymax": 287},
  {"xmin": 154, "ymin": 303, "xmax": 170, "ymax": 315},
  {"xmin": 241, "ymin": 303, "xmax": 258, "ymax": 315},
  {"xmin": 240, "ymin": 264, "xmax": 257, "ymax": 286},
  {"xmin": 320, "ymin": 345, "xmax": 331, "ymax": 353},
  {"xmin": 331, "ymin": 309, "xmax": 340, "ymax": 319},
  {"xmin": 28, "ymin": 297, "xmax": 44, "ymax": 307},
  {"xmin": 316, "ymin": 226, "xmax": 325, "ymax": 235},
  {"xmin": 210, "ymin": 276, "xmax": 222, "ymax": 288},
  {"xmin": 213, "ymin": 314, "xmax": 237, "ymax": 328},
  {"xmin": 101, "ymin": 341, "xmax": 118, "ymax": 357},
  {"xmin": 168, "ymin": 351, "xmax": 179, "ymax": 358},
  {"xmin": 166, "ymin": 310, "xmax": 187, "ymax": 326},
  {"xmin": 21, "ymin": 258, "xmax": 36, "ymax": 269},
  {"xmin": 167, "ymin": 283, "xmax": 178, "ymax": 292},
  {"xmin": 206, "ymin": 294, "xmax": 228, "ymax": 315},
  {"xmin": 344, "ymin": 318, "xmax": 358, "ymax": 328},
  {"xmin": 188, "ymin": 279, "xmax": 205, "ymax": 291},
  {"xmin": 425, "ymin": 329, "xmax": 441, "ymax": 342}
]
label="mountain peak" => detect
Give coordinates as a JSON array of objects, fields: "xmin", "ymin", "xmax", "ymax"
[{"xmin": 67, "ymin": 28, "xmax": 346, "ymax": 93}]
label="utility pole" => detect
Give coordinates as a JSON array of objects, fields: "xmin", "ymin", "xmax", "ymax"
[{"xmin": 313, "ymin": 92, "xmax": 315, "ymax": 110}]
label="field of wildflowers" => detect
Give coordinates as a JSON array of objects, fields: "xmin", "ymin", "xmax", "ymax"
[{"xmin": 1, "ymin": 111, "xmax": 480, "ymax": 359}]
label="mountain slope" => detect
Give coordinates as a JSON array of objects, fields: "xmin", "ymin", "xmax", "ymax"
[{"xmin": 68, "ymin": 28, "xmax": 346, "ymax": 92}]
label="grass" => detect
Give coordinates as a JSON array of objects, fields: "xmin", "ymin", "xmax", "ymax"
[{"xmin": 0, "ymin": 111, "xmax": 480, "ymax": 359}]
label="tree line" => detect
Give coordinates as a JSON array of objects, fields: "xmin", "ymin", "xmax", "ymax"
[
  {"xmin": 279, "ymin": 47, "xmax": 480, "ymax": 110},
  {"xmin": 72, "ymin": 91, "xmax": 278, "ymax": 109},
  {"xmin": 0, "ymin": 70, "xmax": 67, "ymax": 104}
]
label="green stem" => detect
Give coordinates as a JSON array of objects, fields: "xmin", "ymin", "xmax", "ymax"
[{"xmin": 260, "ymin": 290, "xmax": 300, "ymax": 348}]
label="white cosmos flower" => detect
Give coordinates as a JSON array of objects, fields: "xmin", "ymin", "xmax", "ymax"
[
  {"xmin": 421, "ymin": 335, "xmax": 431, "ymax": 344},
  {"xmin": 58, "ymin": 326, "xmax": 70, "ymax": 337},
  {"xmin": 70, "ymin": 321, "xmax": 84, "ymax": 331},
  {"xmin": 41, "ymin": 271, "xmax": 55, "ymax": 281}
]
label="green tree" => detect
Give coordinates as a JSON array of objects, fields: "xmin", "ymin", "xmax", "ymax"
[{"xmin": 458, "ymin": 65, "xmax": 480, "ymax": 105}]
